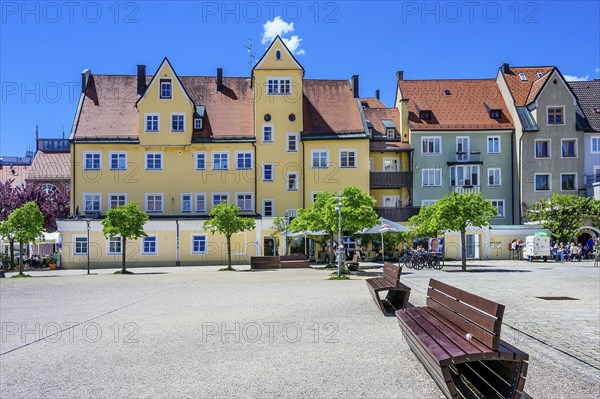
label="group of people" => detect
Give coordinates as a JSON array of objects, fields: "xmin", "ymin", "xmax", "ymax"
[
  {"xmin": 553, "ymin": 238, "xmax": 598, "ymax": 262},
  {"xmin": 509, "ymin": 239, "xmax": 524, "ymax": 260}
]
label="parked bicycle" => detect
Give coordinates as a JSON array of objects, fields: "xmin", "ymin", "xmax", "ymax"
[{"xmin": 400, "ymin": 250, "xmax": 443, "ymax": 270}]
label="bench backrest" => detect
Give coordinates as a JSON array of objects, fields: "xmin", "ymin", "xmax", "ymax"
[
  {"xmin": 280, "ymin": 255, "xmax": 308, "ymax": 261},
  {"xmin": 383, "ymin": 262, "xmax": 402, "ymax": 286},
  {"xmin": 426, "ymin": 279, "xmax": 505, "ymax": 351}
]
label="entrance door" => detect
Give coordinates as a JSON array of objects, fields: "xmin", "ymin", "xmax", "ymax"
[
  {"xmin": 465, "ymin": 235, "xmax": 480, "ymax": 259},
  {"xmin": 383, "ymin": 158, "xmax": 399, "ymax": 172},
  {"xmin": 263, "ymin": 237, "xmax": 275, "ymax": 256}
]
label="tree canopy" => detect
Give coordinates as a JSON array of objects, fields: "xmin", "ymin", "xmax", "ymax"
[
  {"xmin": 204, "ymin": 203, "xmax": 256, "ymax": 270},
  {"xmin": 526, "ymin": 194, "xmax": 600, "ymax": 243},
  {"xmin": 6, "ymin": 202, "xmax": 45, "ymax": 275},
  {"xmin": 101, "ymin": 202, "xmax": 148, "ymax": 273}
]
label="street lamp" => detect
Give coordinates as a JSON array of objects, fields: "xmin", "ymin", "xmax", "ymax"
[
  {"xmin": 86, "ymin": 219, "xmax": 91, "ymax": 275},
  {"xmin": 335, "ymin": 194, "xmax": 343, "ymax": 278},
  {"xmin": 283, "ymin": 211, "xmax": 290, "ymax": 256}
]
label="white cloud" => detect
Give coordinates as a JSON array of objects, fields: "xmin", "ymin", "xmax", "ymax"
[
  {"xmin": 596, "ymin": 67, "xmax": 600, "ymax": 74},
  {"xmin": 261, "ymin": 16, "xmax": 305, "ymax": 56},
  {"xmin": 564, "ymin": 74, "xmax": 590, "ymax": 82}
]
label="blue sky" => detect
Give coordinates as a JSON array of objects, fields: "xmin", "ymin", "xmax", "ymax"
[{"xmin": 1, "ymin": 0, "xmax": 599, "ymax": 156}]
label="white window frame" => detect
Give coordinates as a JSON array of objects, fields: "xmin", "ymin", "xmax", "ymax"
[
  {"xmin": 547, "ymin": 106, "xmax": 565, "ymax": 126},
  {"xmin": 534, "ymin": 173, "xmax": 552, "ymax": 192},
  {"xmin": 83, "ymin": 193, "xmax": 101, "ymax": 212},
  {"xmin": 262, "ymin": 199, "xmax": 274, "ymax": 217},
  {"xmin": 422, "ymin": 169, "xmax": 442, "ymax": 187},
  {"xmin": 108, "ymin": 193, "xmax": 127, "ymax": 209},
  {"xmin": 421, "ymin": 200, "xmax": 437, "ymax": 206},
  {"xmin": 83, "ymin": 152, "xmax": 101, "ymax": 170},
  {"xmin": 450, "ymin": 165, "xmax": 480, "ymax": 187},
  {"xmin": 262, "ymin": 124, "xmax": 274, "ymax": 143},
  {"xmin": 211, "ymin": 193, "xmax": 230, "ymax": 208},
  {"xmin": 369, "ymin": 157, "xmax": 374, "ymax": 171},
  {"xmin": 560, "ymin": 173, "xmax": 578, "ymax": 191},
  {"xmin": 382, "ymin": 195, "xmax": 400, "ymax": 208},
  {"xmin": 386, "ymin": 128, "xmax": 395, "ymax": 138},
  {"xmin": 108, "ymin": 152, "xmax": 127, "ymax": 170},
  {"xmin": 107, "ymin": 236, "xmax": 123, "ymax": 256},
  {"xmin": 287, "ymin": 133, "xmax": 298, "ymax": 152},
  {"xmin": 144, "ymin": 113, "xmax": 160, "ymax": 132},
  {"xmin": 191, "ymin": 234, "xmax": 207, "ymax": 255},
  {"xmin": 181, "ymin": 193, "xmax": 193, "ymax": 213},
  {"xmin": 73, "ymin": 235, "xmax": 88, "ymax": 256},
  {"xmin": 194, "ymin": 152, "xmax": 206, "ymax": 171},
  {"xmin": 235, "ymin": 151, "xmax": 253, "ymax": 170},
  {"xmin": 266, "ymin": 77, "xmax": 292, "ymax": 95},
  {"xmin": 235, "ymin": 192, "xmax": 254, "ymax": 212},
  {"xmin": 170, "ymin": 113, "xmax": 186, "ymax": 133},
  {"xmin": 489, "ymin": 199, "xmax": 505, "ymax": 218},
  {"xmin": 262, "ymin": 163, "xmax": 274, "ymax": 181},
  {"xmin": 487, "ymin": 136, "xmax": 501, "ymax": 154},
  {"xmin": 141, "ymin": 235, "xmax": 158, "ymax": 256},
  {"xmin": 287, "ymin": 172, "xmax": 299, "ymax": 191},
  {"xmin": 145, "ymin": 152, "xmax": 163, "ymax": 171},
  {"xmin": 212, "ymin": 151, "xmax": 229, "ymax": 171},
  {"xmin": 195, "ymin": 193, "xmax": 206, "ymax": 213},
  {"xmin": 591, "ymin": 136, "xmax": 600, "ymax": 154},
  {"xmin": 311, "ymin": 149, "xmax": 329, "ymax": 169},
  {"xmin": 159, "ymin": 79, "xmax": 172, "ymax": 100},
  {"xmin": 194, "ymin": 118, "xmax": 203, "ymax": 130},
  {"xmin": 421, "ymin": 137, "xmax": 442, "ymax": 155},
  {"xmin": 534, "ymin": 139, "xmax": 552, "ymax": 159},
  {"xmin": 145, "ymin": 193, "xmax": 164, "ymax": 213},
  {"xmin": 518, "ymin": 73, "xmax": 527, "ymax": 81},
  {"xmin": 383, "ymin": 157, "xmax": 400, "ymax": 172},
  {"xmin": 487, "ymin": 168, "xmax": 502, "ymax": 187},
  {"xmin": 560, "ymin": 138, "xmax": 578, "ymax": 159},
  {"xmin": 339, "ymin": 149, "xmax": 357, "ymax": 169}
]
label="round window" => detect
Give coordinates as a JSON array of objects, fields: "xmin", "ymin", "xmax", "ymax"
[
  {"xmin": 289, "ymin": 114, "xmax": 296, "ymax": 122},
  {"xmin": 264, "ymin": 114, "xmax": 271, "ymax": 122}
]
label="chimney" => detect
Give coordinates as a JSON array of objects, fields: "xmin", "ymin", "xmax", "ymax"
[
  {"xmin": 375, "ymin": 89, "xmax": 380, "ymax": 100},
  {"xmin": 502, "ymin": 63, "xmax": 510, "ymax": 74},
  {"xmin": 396, "ymin": 71, "xmax": 404, "ymax": 81},
  {"xmin": 137, "ymin": 65, "xmax": 146, "ymax": 95},
  {"xmin": 35, "ymin": 125, "xmax": 39, "ymax": 152},
  {"xmin": 352, "ymin": 75, "xmax": 359, "ymax": 98},
  {"xmin": 81, "ymin": 68, "xmax": 91, "ymax": 93},
  {"xmin": 216, "ymin": 68, "xmax": 223, "ymax": 92}
]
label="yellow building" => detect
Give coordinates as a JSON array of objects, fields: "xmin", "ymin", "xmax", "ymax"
[{"xmin": 57, "ymin": 37, "xmax": 414, "ymax": 268}]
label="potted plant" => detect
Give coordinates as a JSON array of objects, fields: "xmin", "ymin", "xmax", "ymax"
[{"xmin": 47, "ymin": 253, "xmax": 58, "ymax": 270}]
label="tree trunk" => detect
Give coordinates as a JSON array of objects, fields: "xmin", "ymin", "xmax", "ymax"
[
  {"xmin": 461, "ymin": 230, "xmax": 467, "ymax": 271},
  {"xmin": 226, "ymin": 235, "xmax": 233, "ymax": 270},
  {"xmin": 9, "ymin": 238, "xmax": 15, "ymax": 267},
  {"xmin": 18, "ymin": 239, "xmax": 24, "ymax": 275},
  {"xmin": 329, "ymin": 232, "xmax": 335, "ymax": 265},
  {"xmin": 122, "ymin": 237, "xmax": 127, "ymax": 273}
]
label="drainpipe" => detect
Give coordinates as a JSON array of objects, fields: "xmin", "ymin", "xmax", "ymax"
[
  {"xmin": 301, "ymin": 138, "xmax": 305, "ymax": 209},
  {"xmin": 510, "ymin": 130, "xmax": 515, "ymax": 224},
  {"xmin": 252, "ymin": 142, "xmax": 257, "ymax": 214},
  {"xmin": 518, "ymin": 134, "xmax": 524, "ymax": 224},
  {"xmin": 71, "ymin": 143, "xmax": 76, "ymax": 216},
  {"xmin": 175, "ymin": 219, "xmax": 180, "ymax": 266}
]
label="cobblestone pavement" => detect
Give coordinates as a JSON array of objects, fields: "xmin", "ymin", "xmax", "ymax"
[{"xmin": 0, "ymin": 261, "xmax": 598, "ymax": 398}]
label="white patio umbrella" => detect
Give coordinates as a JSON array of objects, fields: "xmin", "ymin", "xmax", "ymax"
[
  {"xmin": 287, "ymin": 230, "xmax": 327, "ymax": 257},
  {"xmin": 357, "ymin": 218, "xmax": 411, "ymax": 261}
]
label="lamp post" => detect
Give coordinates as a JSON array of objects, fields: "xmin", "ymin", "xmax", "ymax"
[
  {"xmin": 283, "ymin": 211, "xmax": 289, "ymax": 256},
  {"xmin": 335, "ymin": 194, "xmax": 343, "ymax": 278},
  {"xmin": 86, "ymin": 219, "xmax": 91, "ymax": 275}
]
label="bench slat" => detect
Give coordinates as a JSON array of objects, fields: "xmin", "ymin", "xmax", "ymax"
[
  {"xmin": 398, "ymin": 311, "xmax": 454, "ymax": 366},
  {"xmin": 429, "ymin": 279, "xmax": 505, "ymax": 319}
]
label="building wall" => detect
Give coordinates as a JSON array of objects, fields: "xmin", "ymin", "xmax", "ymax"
[{"xmin": 584, "ymin": 133, "xmax": 600, "ymax": 179}]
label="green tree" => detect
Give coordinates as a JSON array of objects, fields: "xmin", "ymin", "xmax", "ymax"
[
  {"xmin": 408, "ymin": 204, "xmax": 442, "ymax": 239},
  {"xmin": 415, "ymin": 192, "xmax": 497, "ymax": 271},
  {"xmin": 101, "ymin": 202, "xmax": 148, "ymax": 273},
  {"xmin": 6, "ymin": 202, "xmax": 44, "ymax": 275},
  {"xmin": 526, "ymin": 194, "xmax": 600, "ymax": 243},
  {"xmin": 0, "ymin": 221, "xmax": 15, "ymax": 267},
  {"xmin": 270, "ymin": 216, "xmax": 291, "ymax": 255},
  {"xmin": 290, "ymin": 187, "xmax": 378, "ymax": 263},
  {"xmin": 204, "ymin": 203, "xmax": 256, "ymax": 271}
]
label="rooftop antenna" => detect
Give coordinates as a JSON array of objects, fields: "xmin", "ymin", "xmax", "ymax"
[
  {"xmin": 62, "ymin": 126, "xmax": 65, "ymax": 139},
  {"xmin": 244, "ymin": 38, "xmax": 256, "ymax": 66}
]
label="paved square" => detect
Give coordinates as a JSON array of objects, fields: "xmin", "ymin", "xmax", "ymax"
[{"xmin": 1, "ymin": 260, "xmax": 599, "ymax": 398}]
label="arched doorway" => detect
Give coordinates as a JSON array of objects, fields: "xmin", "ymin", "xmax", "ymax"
[{"xmin": 578, "ymin": 226, "xmax": 599, "ymax": 248}]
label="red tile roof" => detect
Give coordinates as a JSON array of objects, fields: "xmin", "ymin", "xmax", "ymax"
[
  {"xmin": 27, "ymin": 152, "xmax": 70, "ymax": 181},
  {"xmin": 302, "ymin": 80, "xmax": 366, "ymax": 136},
  {"xmin": 369, "ymin": 141, "xmax": 412, "ymax": 152},
  {"xmin": 502, "ymin": 66, "xmax": 554, "ymax": 106},
  {"xmin": 569, "ymin": 80, "xmax": 600, "ymax": 132},
  {"xmin": 360, "ymin": 97, "xmax": 386, "ymax": 108},
  {"xmin": 363, "ymin": 107, "xmax": 401, "ymax": 136},
  {"xmin": 0, "ymin": 165, "xmax": 29, "ymax": 188},
  {"xmin": 399, "ymin": 79, "xmax": 514, "ymax": 131}
]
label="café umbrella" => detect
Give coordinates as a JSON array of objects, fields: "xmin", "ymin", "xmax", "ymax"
[{"xmin": 357, "ymin": 218, "xmax": 411, "ymax": 261}]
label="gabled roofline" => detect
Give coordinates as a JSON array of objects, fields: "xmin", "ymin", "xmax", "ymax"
[
  {"xmin": 252, "ymin": 35, "xmax": 304, "ymax": 73},
  {"xmin": 135, "ymin": 57, "xmax": 195, "ymax": 110}
]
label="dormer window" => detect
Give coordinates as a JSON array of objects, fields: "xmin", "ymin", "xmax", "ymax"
[
  {"xmin": 490, "ymin": 109, "xmax": 502, "ymax": 119},
  {"xmin": 160, "ymin": 79, "xmax": 172, "ymax": 99},
  {"xmin": 420, "ymin": 110, "xmax": 432, "ymax": 120},
  {"xmin": 194, "ymin": 118, "xmax": 203, "ymax": 130},
  {"xmin": 368, "ymin": 128, "xmax": 373, "ymax": 137},
  {"xmin": 386, "ymin": 128, "xmax": 395, "ymax": 138},
  {"xmin": 536, "ymin": 72, "xmax": 544, "ymax": 78},
  {"xmin": 444, "ymin": 89, "xmax": 451, "ymax": 95},
  {"xmin": 519, "ymin": 73, "xmax": 527, "ymax": 81}
]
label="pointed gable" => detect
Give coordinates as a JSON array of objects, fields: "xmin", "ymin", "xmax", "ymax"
[
  {"xmin": 136, "ymin": 57, "xmax": 194, "ymax": 109},
  {"xmin": 252, "ymin": 36, "xmax": 304, "ymax": 72}
]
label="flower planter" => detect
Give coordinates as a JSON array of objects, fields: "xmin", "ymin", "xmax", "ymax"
[{"xmin": 49, "ymin": 263, "xmax": 57, "ymax": 270}]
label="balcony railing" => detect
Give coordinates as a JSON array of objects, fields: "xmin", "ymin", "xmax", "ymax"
[
  {"xmin": 370, "ymin": 171, "xmax": 413, "ymax": 189},
  {"xmin": 447, "ymin": 151, "xmax": 482, "ymax": 165},
  {"xmin": 585, "ymin": 173, "xmax": 600, "ymax": 186},
  {"xmin": 451, "ymin": 186, "xmax": 481, "ymax": 194},
  {"xmin": 373, "ymin": 206, "xmax": 420, "ymax": 222}
]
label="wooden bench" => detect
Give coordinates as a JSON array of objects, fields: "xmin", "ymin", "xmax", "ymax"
[
  {"xmin": 366, "ymin": 262, "xmax": 410, "ymax": 315},
  {"xmin": 396, "ymin": 279, "xmax": 529, "ymax": 399},
  {"xmin": 345, "ymin": 255, "xmax": 360, "ymax": 271},
  {"xmin": 279, "ymin": 255, "xmax": 310, "ymax": 268},
  {"xmin": 250, "ymin": 256, "xmax": 280, "ymax": 270}
]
